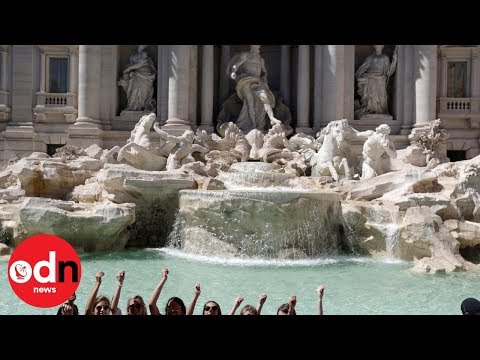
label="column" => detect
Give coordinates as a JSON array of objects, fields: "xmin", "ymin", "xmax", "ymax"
[
  {"xmin": 157, "ymin": 45, "xmax": 170, "ymax": 123},
  {"xmin": 199, "ymin": 45, "xmax": 214, "ymax": 132},
  {"xmin": 343, "ymin": 45, "xmax": 355, "ymax": 123},
  {"xmin": 5, "ymin": 45, "xmax": 37, "ymax": 156},
  {"xmin": 11, "ymin": 45, "xmax": 34, "ymax": 124},
  {"xmin": 322, "ymin": 45, "xmax": 346, "ymax": 125},
  {"xmin": 67, "ymin": 45, "xmax": 103, "ymax": 148},
  {"xmin": 439, "ymin": 54, "xmax": 447, "ymax": 98},
  {"xmin": 162, "ymin": 45, "xmax": 193, "ymax": 135},
  {"xmin": 280, "ymin": 45, "xmax": 290, "ymax": 106},
  {"xmin": 0, "ymin": 46, "xmax": 10, "ymax": 122},
  {"xmin": 76, "ymin": 45, "xmax": 101, "ymax": 124},
  {"xmin": 413, "ymin": 45, "xmax": 438, "ymax": 126},
  {"xmin": 40, "ymin": 50, "xmax": 46, "ymax": 92},
  {"xmin": 0, "ymin": 47, "xmax": 7, "ymax": 91},
  {"xmin": 188, "ymin": 45, "xmax": 198, "ymax": 128},
  {"xmin": 69, "ymin": 49, "xmax": 78, "ymax": 94},
  {"xmin": 218, "ymin": 45, "xmax": 231, "ymax": 105},
  {"xmin": 470, "ymin": 49, "xmax": 479, "ymax": 98},
  {"xmin": 400, "ymin": 45, "xmax": 415, "ymax": 135},
  {"xmin": 296, "ymin": 45, "xmax": 311, "ymax": 134},
  {"xmin": 313, "ymin": 45, "xmax": 323, "ymax": 130}
]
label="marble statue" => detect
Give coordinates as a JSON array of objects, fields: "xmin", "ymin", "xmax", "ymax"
[
  {"xmin": 118, "ymin": 45, "xmax": 157, "ymax": 112},
  {"xmin": 310, "ymin": 119, "xmax": 358, "ymax": 181},
  {"xmin": 217, "ymin": 45, "xmax": 288, "ymax": 134},
  {"xmin": 116, "ymin": 112, "xmax": 167, "ymax": 171},
  {"xmin": 411, "ymin": 119, "xmax": 449, "ymax": 168},
  {"xmin": 355, "ymin": 124, "xmax": 397, "ymax": 179},
  {"xmin": 355, "ymin": 45, "xmax": 397, "ymax": 119}
]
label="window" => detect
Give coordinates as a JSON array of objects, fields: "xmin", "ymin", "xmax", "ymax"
[
  {"xmin": 447, "ymin": 61, "xmax": 467, "ymax": 98},
  {"xmin": 49, "ymin": 58, "xmax": 68, "ymax": 93}
]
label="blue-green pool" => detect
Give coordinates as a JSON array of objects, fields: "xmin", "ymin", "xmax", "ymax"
[{"xmin": 1, "ymin": 248, "xmax": 478, "ymax": 315}]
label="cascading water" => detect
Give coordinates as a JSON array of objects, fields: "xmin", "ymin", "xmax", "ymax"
[
  {"xmin": 365, "ymin": 206, "xmax": 400, "ymax": 259},
  {"xmin": 166, "ymin": 161, "xmax": 344, "ymax": 260}
]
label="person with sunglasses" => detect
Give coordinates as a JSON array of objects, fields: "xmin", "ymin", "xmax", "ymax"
[
  {"xmin": 202, "ymin": 301, "xmax": 222, "ymax": 315},
  {"xmin": 85, "ymin": 271, "xmax": 113, "ymax": 315},
  {"xmin": 127, "ymin": 295, "xmax": 148, "ymax": 315},
  {"xmin": 149, "ymin": 268, "xmax": 187, "ymax": 315}
]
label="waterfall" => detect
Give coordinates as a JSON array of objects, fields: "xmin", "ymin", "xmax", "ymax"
[{"xmin": 366, "ymin": 206, "xmax": 400, "ymax": 258}]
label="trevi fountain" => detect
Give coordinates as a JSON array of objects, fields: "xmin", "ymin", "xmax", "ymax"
[{"xmin": 0, "ymin": 45, "xmax": 479, "ymax": 315}]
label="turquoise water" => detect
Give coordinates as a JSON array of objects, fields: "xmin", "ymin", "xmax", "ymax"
[{"xmin": 1, "ymin": 248, "xmax": 479, "ymax": 315}]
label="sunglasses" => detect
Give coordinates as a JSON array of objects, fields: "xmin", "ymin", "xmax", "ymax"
[
  {"xmin": 95, "ymin": 305, "xmax": 110, "ymax": 311},
  {"xmin": 204, "ymin": 305, "xmax": 219, "ymax": 312},
  {"xmin": 128, "ymin": 303, "xmax": 143, "ymax": 310}
]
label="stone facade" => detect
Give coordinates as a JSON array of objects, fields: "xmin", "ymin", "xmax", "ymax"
[{"xmin": 0, "ymin": 45, "xmax": 479, "ymax": 162}]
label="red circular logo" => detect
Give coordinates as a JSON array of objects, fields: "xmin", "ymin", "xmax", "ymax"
[{"xmin": 8, "ymin": 234, "xmax": 82, "ymax": 308}]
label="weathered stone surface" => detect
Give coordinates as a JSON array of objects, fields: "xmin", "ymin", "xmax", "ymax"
[{"xmin": 16, "ymin": 197, "xmax": 134, "ymax": 252}]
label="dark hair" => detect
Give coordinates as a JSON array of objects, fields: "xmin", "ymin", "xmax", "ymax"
[
  {"xmin": 56, "ymin": 304, "xmax": 79, "ymax": 315},
  {"xmin": 277, "ymin": 303, "xmax": 296, "ymax": 315},
  {"xmin": 203, "ymin": 301, "xmax": 222, "ymax": 315},
  {"xmin": 165, "ymin": 296, "xmax": 186, "ymax": 315},
  {"xmin": 461, "ymin": 298, "xmax": 480, "ymax": 315}
]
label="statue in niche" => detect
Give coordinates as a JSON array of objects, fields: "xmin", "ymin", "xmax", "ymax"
[
  {"xmin": 217, "ymin": 45, "xmax": 292, "ymax": 135},
  {"xmin": 118, "ymin": 45, "xmax": 157, "ymax": 112},
  {"xmin": 355, "ymin": 45, "xmax": 397, "ymax": 119}
]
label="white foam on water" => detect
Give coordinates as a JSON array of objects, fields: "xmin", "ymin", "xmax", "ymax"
[{"xmin": 149, "ymin": 247, "xmax": 407, "ymax": 267}]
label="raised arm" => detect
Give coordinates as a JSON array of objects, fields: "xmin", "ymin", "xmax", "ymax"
[
  {"xmin": 85, "ymin": 271, "xmax": 105, "ymax": 315},
  {"xmin": 288, "ymin": 296, "xmax": 297, "ymax": 315},
  {"xmin": 228, "ymin": 53, "xmax": 248, "ymax": 80},
  {"xmin": 148, "ymin": 268, "xmax": 168, "ymax": 315},
  {"xmin": 317, "ymin": 285, "xmax": 325, "ymax": 315},
  {"xmin": 257, "ymin": 293, "xmax": 268, "ymax": 315},
  {"xmin": 186, "ymin": 284, "xmax": 201, "ymax": 315},
  {"xmin": 111, "ymin": 270, "xmax": 125, "ymax": 315},
  {"xmin": 229, "ymin": 296, "xmax": 244, "ymax": 315},
  {"xmin": 383, "ymin": 138, "xmax": 397, "ymax": 159},
  {"xmin": 388, "ymin": 47, "xmax": 398, "ymax": 76}
]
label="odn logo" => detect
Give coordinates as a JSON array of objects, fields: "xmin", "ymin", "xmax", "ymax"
[{"xmin": 8, "ymin": 234, "xmax": 82, "ymax": 308}]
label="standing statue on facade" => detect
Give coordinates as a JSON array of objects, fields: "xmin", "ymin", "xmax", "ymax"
[
  {"xmin": 218, "ymin": 45, "xmax": 286, "ymax": 133},
  {"xmin": 118, "ymin": 45, "xmax": 157, "ymax": 112},
  {"xmin": 355, "ymin": 45, "xmax": 397, "ymax": 119}
]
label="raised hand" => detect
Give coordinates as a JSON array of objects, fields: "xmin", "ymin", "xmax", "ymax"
[
  {"xmin": 62, "ymin": 303, "xmax": 73, "ymax": 315},
  {"xmin": 234, "ymin": 296, "xmax": 244, "ymax": 307},
  {"xmin": 162, "ymin": 268, "xmax": 169, "ymax": 280},
  {"xmin": 194, "ymin": 284, "xmax": 201, "ymax": 296},
  {"xmin": 317, "ymin": 285, "xmax": 325, "ymax": 299},
  {"xmin": 95, "ymin": 271, "xmax": 105, "ymax": 283},
  {"xmin": 117, "ymin": 270, "xmax": 125, "ymax": 285},
  {"xmin": 259, "ymin": 293, "xmax": 267, "ymax": 305}
]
